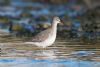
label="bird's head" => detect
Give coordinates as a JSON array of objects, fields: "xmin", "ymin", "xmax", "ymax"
[{"xmin": 53, "ymin": 17, "xmax": 61, "ymax": 24}]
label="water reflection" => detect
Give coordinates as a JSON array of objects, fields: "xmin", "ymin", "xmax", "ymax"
[{"xmin": 0, "ymin": 37, "xmax": 100, "ymax": 67}]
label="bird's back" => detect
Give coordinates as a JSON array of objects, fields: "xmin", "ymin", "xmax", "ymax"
[{"xmin": 32, "ymin": 28, "xmax": 52, "ymax": 42}]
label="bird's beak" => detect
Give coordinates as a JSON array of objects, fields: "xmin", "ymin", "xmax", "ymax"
[
  {"xmin": 60, "ymin": 19, "xmax": 64, "ymax": 25},
  {"xmin": 60, "ymin": 20, "xmax": 64, "ymax": 24}
]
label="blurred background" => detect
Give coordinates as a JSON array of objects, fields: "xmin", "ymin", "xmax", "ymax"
[
  {"xmin": 0, "ymin": 0, "xmax": 100, "ymax": 43},
  {"xmin": 0, "ymin": 1, "xmax": 100, "ymax": 67}
]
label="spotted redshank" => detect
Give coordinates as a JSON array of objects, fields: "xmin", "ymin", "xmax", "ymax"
[{"xmin": 25, "ymin": 17, "xmax": 62, "ymax": 48}]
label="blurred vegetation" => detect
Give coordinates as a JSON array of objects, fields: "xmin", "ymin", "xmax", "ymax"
[{"xmin": 0, "ymin": 0, "xmax": 99, "ymax": 44}]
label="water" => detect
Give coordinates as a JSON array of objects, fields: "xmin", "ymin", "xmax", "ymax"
[{"xmin": 0, "ymin": 36, "xmax": 100, "ymax": 67}]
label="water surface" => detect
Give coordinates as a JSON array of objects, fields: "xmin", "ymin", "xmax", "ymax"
[{"xmin": 0, "ymin": 36, "xmax": 100, "ymax": 67}]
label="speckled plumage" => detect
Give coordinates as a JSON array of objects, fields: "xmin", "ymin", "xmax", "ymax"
[{"xmin": 25, "ymin": 17, "xmax": 61, "ymax": 48}]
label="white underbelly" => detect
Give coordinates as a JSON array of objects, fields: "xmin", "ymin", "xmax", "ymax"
[{"xmin": 35, "ymin": 34, "xmax": 56, "ymax": 48}]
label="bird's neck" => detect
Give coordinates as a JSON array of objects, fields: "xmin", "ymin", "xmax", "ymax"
[{"xmin": 51, "ymin": 21, "xmax": 58, "ymax": 34}]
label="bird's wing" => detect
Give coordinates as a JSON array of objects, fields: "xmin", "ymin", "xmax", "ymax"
[{"xmin": 32, "ymin": 28, "xmax": 51, "ymax": 42}]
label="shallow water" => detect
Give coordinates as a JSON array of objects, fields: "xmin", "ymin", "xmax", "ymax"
[{"xmin": 0, "ymin": 36, "xmax": 100, "ymax": 67}]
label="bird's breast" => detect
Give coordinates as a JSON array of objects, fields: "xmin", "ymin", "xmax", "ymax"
[{"xmin": 45, "ymin": 32, "xmax": 56, "ymax": 45}]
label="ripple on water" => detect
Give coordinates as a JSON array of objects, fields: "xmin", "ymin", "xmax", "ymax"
[
  {"xmin": 0, "ymin": 37, "xmax": 100, "ymax": 67},
  {"xmin": 0, "ymin": 57, "xmax": 100, "ymax": 67}
]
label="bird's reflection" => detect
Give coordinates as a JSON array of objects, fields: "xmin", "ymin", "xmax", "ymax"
[{"xmin": 32, "ymin": 49, "xmax": 57, "ymax": 60}]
